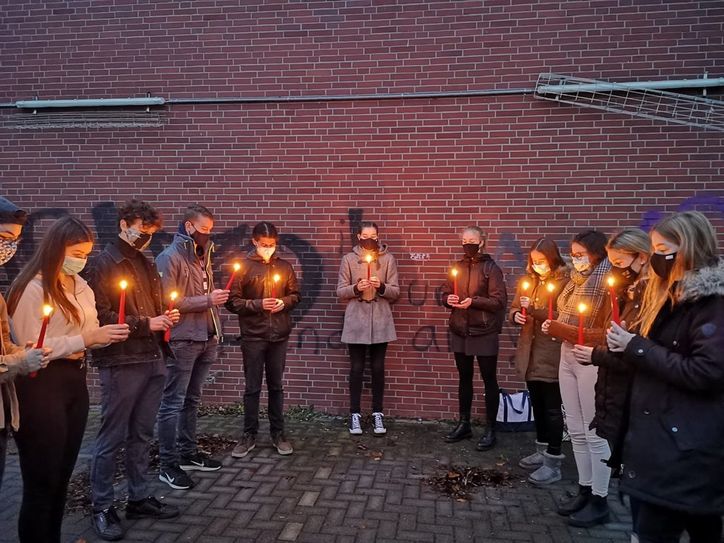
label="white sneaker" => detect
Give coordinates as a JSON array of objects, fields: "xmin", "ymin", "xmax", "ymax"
[
  {"xmin": 372, "ymin": 412, "xmax": 387, "ymax": 435},
  {"xmin": 349, "ymin": 413, "xmax": 363, "ymax": 435}
]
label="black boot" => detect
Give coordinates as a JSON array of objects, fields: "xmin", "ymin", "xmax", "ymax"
[
  {"xmin": 444, "ymin": 418, "xmax": 472, "ymax": 443},
  {"xmin": 475, "ymin": 424, "xmax": 496, "ymax": 451},
  {"xmin": 568, "ymin": 494, "xmax": 610, "ymax": 527},
  {"xmin": 557, "ymin": 484, "xmax": 592, "ymax": 516}
]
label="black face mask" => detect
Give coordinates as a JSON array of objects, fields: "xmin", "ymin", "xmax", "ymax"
[
  {"xmin": 190, "ymin": 231, "xmax": 211, "ymax": 254},
  {"xmin": 359, "ymin": 238, "xmax": 379, "ymax": 251},
  {"xmin": 463, "ymin": 243, "xmax": 480, "ymax": 258},
  {"xmin": 610, "ymin": 263, "xmax": 639, "ymax": 288},
  {"xmin": 650, "ymin": 252, "xmax": 677, "ymax": 279}
]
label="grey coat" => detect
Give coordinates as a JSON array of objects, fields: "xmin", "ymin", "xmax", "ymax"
[{"xmin": 337, "ymin": 245, "xmax": 400, "ymax": 345}]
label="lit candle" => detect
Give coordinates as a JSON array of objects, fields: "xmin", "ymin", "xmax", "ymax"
[
  {"xmin": 164, "ymin": 291, "xmax": 178, "ymax": 343},
  {"xmin": 451, "ymin": 268, "xmax": 459, "ymax": 298},
  {"xmin": 607, "ymin": 276, "xmax": 621, "ymax": 325},
  {"xmin": 118, "ymin": 280, "xmax": 128, "ymax": 324},
  {"xmin": 225, "ymin": 262, "xmax": 241, "ymax": 290},
  {"xmin": 272, "ymin": 273, "xmax": 281, "ymax": 299},
  {"xmin": 546, "ymin": 283, "xmax": 556, "ymax": 320},
  {"xmin": 30, "ymin": 305, "xmax": 53, "ymax": 378},
  {"xmin": 577, "ymin": 302, "xmax": 587, "ymax": 345},
  {"xmin": 520, "ymin": 281, "xmax": 530, "ymax": 317},
  {"xmin": 365, "ymin": 254, "xmax": 372, "ymax": 280}
]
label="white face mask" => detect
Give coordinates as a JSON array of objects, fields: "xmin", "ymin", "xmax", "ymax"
[
  {"xmin": 571, "ymin": 255, "xmax": 590, "ymax": 272},
  {"xmin": 257, "ymin": 246, "xmax": 276, "ymax": 262},
  {"xmin": 62, "ymin": 255, "xmax": 87, "ymax": 275},
  {"xmin": 532, "ymin": 263, "xmax": 550, "ymax": 276}
]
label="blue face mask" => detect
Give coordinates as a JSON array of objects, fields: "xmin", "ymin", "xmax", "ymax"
[
  {"xmin": 571, "ymin": 255, "xmax": 590, "ymax": 272},
  {"xmin": 0, "ymin": 239, "xmax": 18, "ymax": 266},
  {"xmin": 62, "ymin": 255, "xmax": 87, "ymax": 275}
]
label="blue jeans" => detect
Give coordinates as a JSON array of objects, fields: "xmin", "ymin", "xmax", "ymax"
[
  {"xmin": 90, "ymin": 360, "xmax": 166, "ymax": 510},
  {"xmin": 157, "ymin": 337, "xmax": 217, "ymax": 469}
]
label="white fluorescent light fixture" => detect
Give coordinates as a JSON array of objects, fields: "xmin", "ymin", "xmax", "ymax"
[{"xmin": 15, "ymin": 97, "xmax": 165, "ymax": 109}]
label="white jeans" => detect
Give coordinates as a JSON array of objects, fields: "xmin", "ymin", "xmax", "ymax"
[{"xmin": 559, "ymin": 342, "xmax": 612, "ymax": 497}]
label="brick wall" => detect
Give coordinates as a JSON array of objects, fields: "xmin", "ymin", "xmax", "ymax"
[{"xmin": 1, "ymin": 1, "xmax": 722, "ymax": 419}]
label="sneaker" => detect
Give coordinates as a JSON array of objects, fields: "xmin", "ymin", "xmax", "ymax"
[
  {"xmin": 231, "ymin": 433, "xmax": 256, "ymax": 458},
  {"xmin": 159, "ymin": 465, "xmax": 195, "ymax": 490},
  {"xmin": 372, "ymin": 412, "xmax": 387, "ymax": 435},
  {"xmin": 179, "ymin": 452, "xmax": 222, "ymax": 472},
  {"xmin": 349, "ymin": 413, "xmax": 363, "ymax": 435},
  {"xmin": 125, "ymin": 496, "xmax": 180, "ymax": 520},
  {"xmin": 92, "ymin": 506, "xmax": 124, "ymax": 541},
  {"xmin": 271, "ymin": 433, "xmax": 294, "ymax": 455}
]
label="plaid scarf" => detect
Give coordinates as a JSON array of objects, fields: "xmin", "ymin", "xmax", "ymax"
[{"xmin": 557, "ymin": 258, "xmax": 611, "ymax": 327}]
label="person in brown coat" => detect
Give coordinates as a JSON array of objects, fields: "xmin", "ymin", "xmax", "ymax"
[
  {"xmin": 441, "ymin": 226, "xmax": 507, "ymax": 451},
  {"xmin": 336, "ymin": 222, "xmax": 400, "ymax": 436},
  {"xmin": 510, "ymin": 238, "xmax": 569, "ymax": 486}
]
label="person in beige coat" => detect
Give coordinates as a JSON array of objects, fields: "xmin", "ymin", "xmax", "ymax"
[{"xmin": 337, "ymin": 222, "xmax": 400, "ymax": 436}]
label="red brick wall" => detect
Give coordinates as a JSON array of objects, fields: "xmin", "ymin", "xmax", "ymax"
[{"xmin": 1, "ymin": 1, "xmax": 722, "ymax": 419}]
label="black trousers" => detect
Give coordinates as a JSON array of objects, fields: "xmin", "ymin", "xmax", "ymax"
[
  {"xmin": 349, "ymin": 343, "xmax": 387, "ymax": 413},
  {"xmin": 527, "ymin": 380, "xmax": 564, "ymax": 455},
  {"xmin": 242, "ymin": 339, "xmax": 288, "ymax": 436},
  {"xmin": 636, "ymin": 501, "xmax": 722, "ymax": 543},
  {"xmin": 454, "ymin": 353, "xmax": 499, "ymax": 423},
  {"xmin": 13, "ymin": 359, "xmax": 89, "ymax": 543}
]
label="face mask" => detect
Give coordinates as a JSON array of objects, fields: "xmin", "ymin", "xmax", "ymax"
[
  {"xmin": 359, "ymin": 238, "xmax": 379, "ymax": 251},
  {"xmin": 532, "ymin": 263, "xmax": 550, "ymax": 276},
  {"xmin": 650, "ymin": 251, "xmax": 677, "ymax": 280},
  {"xmin": 62, "ymin": 255, "xmax": 87, "ymax": 275},
  {"xmin": 610, "ymin": 262, "xmax": 639, "ymax": 287},
  {"xmin": 571, "ymin": 256, "xmax": 590, "ymax": 272},
  {"xmin": 0, "ymin": 239, "xmax": 18, "ymax": 266},
  {"xmin": 462, "ymin": 243, "xmax": 480, "ymax": 258},
  {"xmin": 257, "ymin": 246, "xmax": 276, "ymax": 262},
  {"xmin": 120, "ymin": 227, "xmax": 152, "ymax": 251}
]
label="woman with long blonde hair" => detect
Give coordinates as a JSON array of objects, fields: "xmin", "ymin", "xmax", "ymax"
[{"xmin": 607, "ymin": 211, "xmax": 723, "ymax": 543}]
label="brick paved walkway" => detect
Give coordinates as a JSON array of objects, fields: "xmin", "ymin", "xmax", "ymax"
[{"xmin": 0, "ymin": 409, "xmax": 634, "ymax": 542}]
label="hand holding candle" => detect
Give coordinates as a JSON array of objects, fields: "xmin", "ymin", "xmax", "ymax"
[
  {"xmin": 520, "ymin": 281, "xmax": 531, "ymax": 317},
  {"xmin": 163, "ymin": 291, "xmax": 178, "ymax": 342},
  {"xmin": 118, "ymin": 280, "xmax": 128, "ymax": 324},
  {"xmin": 225, "ymin": 262, "xmax": 241, "ymax": 290},
  {"xmin": 30, "ymin": 305, "xmax": 53, "ymax": 378},
  {"xmin": 577, "ymin": 302, "xmax": 587, "ymax": 345},
  {"xmin": 546, "ymin": 282, "xmax": 556, "ymax": 320},
  {"xmin": 607, "ymin": 276, "xmax": 621, "ymax": 325}
]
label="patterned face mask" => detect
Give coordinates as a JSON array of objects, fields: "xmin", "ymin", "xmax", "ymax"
[{"xmin": 0, "ymin": 239, "xmax": 18, "ymax": 266}]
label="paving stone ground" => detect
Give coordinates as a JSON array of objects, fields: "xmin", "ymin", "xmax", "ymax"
[{"xmin": 0, "ymin": 408, "xmax": 636, "ymax": 543}]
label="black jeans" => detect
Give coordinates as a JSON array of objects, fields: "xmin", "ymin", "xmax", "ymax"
[
  {"xmin": 0, "ymin": 423, "xmax": 7, "ymax": 491},
  {"xmin": 242, "ymin": 339, "xmax": 288, "ymax": 436},
  {"xmin": 13, "ymin": 359, "xmax": 89, "ymax": 543},
  {"xmin": 348, "ymin": 343, "xmax": 387, "ymax": 413},
  {"xmin": 454, "ymin": 353, "xmax": 499, "ymax": 423},
  {"xmin": 527, "ymin": 380, "xmax": 564, "ymax": 455},
  {"xmin": 636, "ymin": 500, "xmax": 722, "ymax": 543}
]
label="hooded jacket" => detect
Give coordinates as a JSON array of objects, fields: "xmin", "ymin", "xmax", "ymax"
[{"xmin": 0, "ymin": 294, "xmax": 26, "ymax": 431}]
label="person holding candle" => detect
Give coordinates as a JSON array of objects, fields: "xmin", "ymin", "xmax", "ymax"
[
  {"xmin": 606, "ymin": 212, "xmax": 723, "ymax": 543},
  {"xmin": 155, "ymin": 205, "xmax": 229, "ymax": 490},
  {"xmin": 441, "ymin": 226, "xmax": 507, "ymax": 450},
  {"xmin": 509, "ymin": 238, "xmax": 569, "ymax": 486},
  {"xmin": 336, "ymin": 221, "xmax": 400, "ymax": 436},
  {"xmin": 84, "ymin": 200, "xmax": 180, "ymax": 541},
  {"xmin": 0, "ymin": 198, "xmax": 50, "ymax": 492},
  {"xmin": 226, "ymin": 222, "xmax": 301, "ymax": 457},
  {"xmin": 7, "ymin": 215, "xmax": 130, "ymax": 543},
  {"xmin": 541, "ymin": 230, "xmax": 612, "ymax": 527}
]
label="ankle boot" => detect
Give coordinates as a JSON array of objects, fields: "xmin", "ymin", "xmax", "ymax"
[
  {"xmin": 568, "ymin": 494, "xmax": 610, "ymax": 527},
  {"xmin": 557, "ymin": 484, "xmax": 592, "ymax": 516},
  {"xmin": 444, "ymin": 418, "xmax": 472, "ymax": 443},
  {"xmin": 519, "ymin": 441, "xmax": 548, "ymax": 469},
  {"xmin": 476, "ymin": 424, "xmax": 496, "ymax": 451},
  {"xmin": 528, "ymin": 451, "xmax": 564, "ymax": 486}
]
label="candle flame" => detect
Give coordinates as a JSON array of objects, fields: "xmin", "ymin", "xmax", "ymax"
[
  {"xmin": 451, "ymin": 268, "xmax": 458, "ymax": 277},
  {"xmin": 170, "ymin": 291, "xmax": 178, "ymax": 301},
  {"xmin": 233, "ymin": 262, "xmax": 241, "ymax": 272},
  {"xmin": 365, "ymin": 254, "xmax": 373, "ymax": 264},
  {"xmin": 42, "ymin": 305, "xmax": 53, "ymax": 317},
  {"xmin": 546, "ymin": 283, "xmax": 555, "ymax": 293},
  {"xmin": 273, "ymin": 274, "xmax": 281, "ymax": 283},
  {"xmin": 119, "ymin": 280, "xmax": 128, "ymax": 290},
  {"xmin": 522, "ymin": 281, "xmax": 530, "ymax": 291},
  {"xmin": 578, "ymin": 302, "xmax": 587, "ymax": 314},
  {"xmin": 607, "ymin": 276, "xmax": 615, "ymax": 287}
]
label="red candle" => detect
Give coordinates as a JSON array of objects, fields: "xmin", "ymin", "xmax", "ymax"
[
  {"xmin": 118, "ymin": 280, "xmax": 128, "ymax": 325},
  {"xmin": 451, "ymin": 268, "xmax": 459, "ymax": 297},
  {"xmin": 272, "ymin": 273, "xmax": 281, "ymax": 299},
  {"xmin": 225, "ymin": 262, "xmax": 241, "ymax": 290},
  {"xmin": 577, "ymin": 302, "xmax": 587, "ymax": 345},
  {"xmin": 163, "ymin": 291, "xmax": 178, "ymax": 343},
  {"xmin": 365, "ymin": 254, "xmax": 372, "ymax": 280},
  {"xmin": 30, "ymin": 305, "xmax": 53, "ymax": 378},
  {"xmin": 546, "ymin": 283, "xmax": 556, "ymax": 321},
  {"xmin": 607, "ymin": 276, "xmax": 621, "ymax": 325},
  {"xmin": 520, "ymin": 281, "xmax": 530, "ymax": 317}
]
